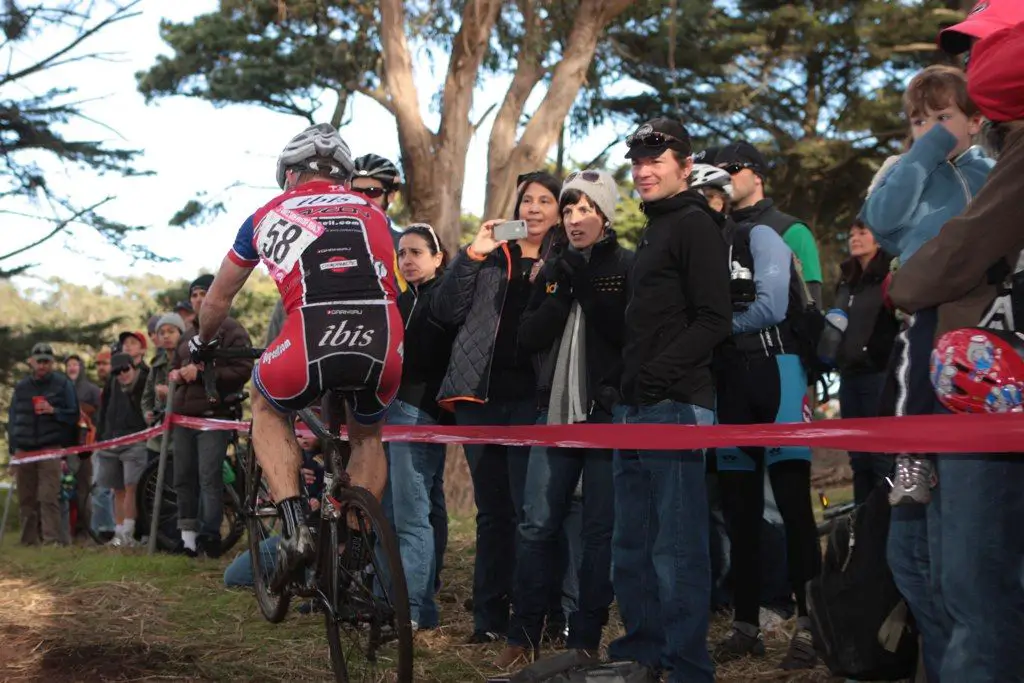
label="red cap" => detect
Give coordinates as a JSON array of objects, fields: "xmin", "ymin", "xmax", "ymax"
[
  {"xmin": 968, "ymin": 23, "xmax": 1024, "ymax": 122},
  {"xmin": 119, "ymin": 330, "xmax": 148, "ymax": 350},
  {"xmin": 939, "ymin": 1, "xmax": 1024, "ymax": 54}
]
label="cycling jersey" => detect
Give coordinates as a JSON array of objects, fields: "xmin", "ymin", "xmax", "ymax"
[{"xmin": 227, "ymin": 181, "xmax": 403, "ymax": 422}]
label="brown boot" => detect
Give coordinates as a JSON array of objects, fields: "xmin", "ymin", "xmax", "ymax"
[{"xmin": 493, "ymin": 644, "xmax": 532, "ymax": 670}]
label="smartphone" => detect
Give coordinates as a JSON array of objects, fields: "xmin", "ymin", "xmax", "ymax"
[{"xmin": 493, "ymin": 219, "xmax": 528, "ymax": 242}]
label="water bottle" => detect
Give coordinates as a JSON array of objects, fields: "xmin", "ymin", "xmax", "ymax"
[
  {"xmin": 817, "ymin": 308, "xmax": 848, "ymax": 367},
  {"xmin": 730, "ymin": 260, "xmax": 756, "ymax": 310}
]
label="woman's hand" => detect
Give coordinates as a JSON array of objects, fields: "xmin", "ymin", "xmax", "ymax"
[{"xmin": 470, "ymin": 219, "xmax": 506, "ymax": 257}]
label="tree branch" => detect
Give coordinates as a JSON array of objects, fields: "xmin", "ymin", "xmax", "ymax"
[
  {"xmin": 472, "ymin": 102, "xmax": 498, "ymax": 133},
  {"xmin": 0, "ymin": 0, "xmax": 142, "ymax": 86},
  {"xmin": 0, "ymin": 197, "xmax": 114, "ymax": 263}
]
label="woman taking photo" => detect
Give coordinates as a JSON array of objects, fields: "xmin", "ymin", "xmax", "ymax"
[
  {"xmin": 495, "ymin": 169, "xmax": 633, "ymax": 667},
  {"xmin": 431, "ymin": 172, "xmax": 564, "ymax": 644},
  {"xmin": 385, "ymin": 223, "xmax": 455, "ymax": 631}
]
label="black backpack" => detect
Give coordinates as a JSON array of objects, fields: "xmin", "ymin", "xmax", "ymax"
[{"xmin": 807, "ymin": 487, "xmax": 918, "ymax": 680}]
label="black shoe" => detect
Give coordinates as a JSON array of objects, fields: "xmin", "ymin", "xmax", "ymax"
[
  {"xmin": 712, "ymin": 625, "xmax": 765, "ymax": 663},
  {"xmin": 197, "ymin": 533, "xmax": 222, "ymax": 559},
  {"xmin": 466, "ymin": 630, "xmax": 502, "ymax": 644},
  {"xmin": 779, "ymin": 629, "xmax": 818, "ymax": 670},
  {"xmin": 271, "ymin": 525, "xmax": 315, "ymax": 593}
]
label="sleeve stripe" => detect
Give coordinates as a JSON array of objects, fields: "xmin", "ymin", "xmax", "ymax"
[{"xmin": 228, "ymin": 249, "xmax": 259, "ymax": 267}]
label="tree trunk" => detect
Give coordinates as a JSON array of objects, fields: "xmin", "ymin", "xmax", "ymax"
[{"xmin": 483, "ymin": 0, "xmax": 635, "ymax": 220}]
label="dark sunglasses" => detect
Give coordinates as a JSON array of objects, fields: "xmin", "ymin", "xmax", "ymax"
[
  {"xmin": 565, "ymin": 170, "xmax": 603, "ymax": 184},
  {"xmin": 719, "ymin": 162, "xmax": 755, "ymax": 175},
  {"xmin": 351, "ymin": 186, "xmax": 387, "ymax": 199},
  {"xmin": 115, "ymin": 365, "xmax": 134, "ymax": 375},
  {"xmin": 625, "ymin": 131, "xmax": 687, "ymax": 149},
  {"xmin": 516, "ymin": 170, "xmax": 547, "ymax": 187}
]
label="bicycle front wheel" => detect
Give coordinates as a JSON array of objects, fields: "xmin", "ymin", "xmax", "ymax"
[
  {"xmin": 323, "ymin": 486, "xmax": 413, "ymax": 683},
  {"xmin": 245, "ymin": 440, "xmax": 290, "ymax": 622}
]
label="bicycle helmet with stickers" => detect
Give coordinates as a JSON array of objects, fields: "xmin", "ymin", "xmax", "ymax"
[
  {"xmin": 930, "ymin": 327, "xmax": 1024, "ymax": 414},
  {"xmin": 352, "ymin": 154, "xmax": 402, "ymax": 189},
  {"xmin": 689, "ymin": 163, "xmax": 734, "ymax": 197},
  {"xmin": 276, "ymin": 123, "xmax": 354, "ymax": 189}
]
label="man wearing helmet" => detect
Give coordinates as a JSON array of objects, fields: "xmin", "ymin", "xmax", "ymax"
[
  {"xmin": 189, "ymin": 123, "xmax": 403, "ymax": 588},
  {"xmin": 351, "ymin": 153, "xmax": 404, "ymax": 243}
]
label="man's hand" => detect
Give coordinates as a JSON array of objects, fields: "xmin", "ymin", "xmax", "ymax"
[
  {"xmin": 301, "ymin": 468, "xmax": 316, "ymax": 486},
  {"xmin": 155, "ymin": 384, "xmax": 169, "ymax": 401},
  {"xmin": 188, "ymin": 334, "xmax": 219, "ymax": 365},
  {"xmin": 178, "ymin": 364, "xmax": 200, "ymax": 384},
  {"xmin": 36, "ymin": 400, "xmax": 55, "ymax": 415}
]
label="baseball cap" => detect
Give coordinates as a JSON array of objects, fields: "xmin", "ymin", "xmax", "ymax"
[
  {"xmin": 967, "ymin": 23, "xmax": 1024, "ymax": 122},
  {"xmin": 716, "ymin": 141, "xmax": 770, "ymax": 177},
  {"xmin": 693, "ymin": 147, "xmax": 721, "ymax": 166},
  {"xmin": 939, "ymin": 0, "xmax": 1024, "ymax": 55},
  {"xmin": 624, "ymin": 117, "xmax": 693, "ymax": 160},
  {"xmin": 110, "ymin": 352, "xmax": 134, "ymax": 373},
  {"xmin": 174, "ymin": 299, "xmax": 194, "ymax": 313},
  {"xmin": 146, "ymin": 314, "xmax": 161, "ymax": 336},
  {"xmin": 30, "ymin": 342, "xmax": 55, "ymax": 362},
  {"xmin": 118, "ymin": 330, "xmax": 148, "ymax": 350},
  {"xmin": 95, "ymin": 348, "xmax": 112, "ymax": 363}
]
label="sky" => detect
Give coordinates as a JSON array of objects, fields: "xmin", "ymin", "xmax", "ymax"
[{"xmin": 5, "ymin": 0, "xmax": 638, "ymax": 292}]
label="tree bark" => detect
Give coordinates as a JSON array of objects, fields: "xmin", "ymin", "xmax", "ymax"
[
  {"xmin": 377, "ymin": 0, "xmax": 502, "ymax": 252},
  {"xmin": 483, "ymin": 0, "xmax": 635, "ymax": 220}
]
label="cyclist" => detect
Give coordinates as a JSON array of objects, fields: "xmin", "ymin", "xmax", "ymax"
[
  {"xmin": 352, "ymin": 153, "xmax": 407, "ymax": 291},
  {"xmin": 189, "ymin": 123, "xmax": 403, "ymax": 589}
]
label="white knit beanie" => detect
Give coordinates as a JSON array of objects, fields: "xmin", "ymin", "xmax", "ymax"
[{"xmin": 560, "ymin": 170, "xmax": 619, "ymax": 223}]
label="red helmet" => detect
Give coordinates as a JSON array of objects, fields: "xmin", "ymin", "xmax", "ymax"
[{"xmin": 931, "ymin": 328, "xmax": 1024, "ymax": 414}]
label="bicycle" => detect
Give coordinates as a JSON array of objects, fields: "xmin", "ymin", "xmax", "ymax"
[
  {"xmin": 816, "ymin": 490, "xmax": 857, "ymax": 538},
  {"xmin": 135, "ymin": 394, "xmax": 248, "ymax": 556},
  {"xmin": 204, "ymin": 347, "xmax": 413, "ymax": 683}
]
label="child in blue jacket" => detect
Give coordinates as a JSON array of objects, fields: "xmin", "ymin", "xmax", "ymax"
[{"xmin": 863, "ymin": 64, "xmax": 993, "ymax": 505}]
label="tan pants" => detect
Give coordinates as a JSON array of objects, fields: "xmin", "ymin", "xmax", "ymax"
[{"xmin": 13, "ymin": 454, "xmax": 63, "ymax": 545}]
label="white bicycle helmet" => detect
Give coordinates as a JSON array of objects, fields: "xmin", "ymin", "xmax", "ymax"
[
  {"xmin": 352, "ymin": 153, "xmax": 402, "ymax": 189},
  {"xmin": 690, "ymin": 163, "xmax": 734, "ymax": 197},
  {"xmin": 276, "ymin": 123, "xmax": 354, "ymax": 189}
]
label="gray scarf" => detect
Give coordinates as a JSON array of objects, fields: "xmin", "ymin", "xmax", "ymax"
[{"xmin": 547, "ymin": 299, "xmax": 588, "ymax": 425}]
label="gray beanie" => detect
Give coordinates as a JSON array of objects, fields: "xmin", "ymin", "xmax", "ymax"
[
  {"xmin": 155, "ymin": 312, "xmax": 186, "ymax": 334},
  {"xmin": 560, "ymin": 170, "xmax": 619, "ymax": 224}
]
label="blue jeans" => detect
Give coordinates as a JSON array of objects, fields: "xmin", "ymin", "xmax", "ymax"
[
  {"xmin": 930, "ymin": 452, "xmax": 1024, "ymax": 682},
  {"xmin": 173, "ymin": 427, "xmax": 231, "ymax": 538},
  {"xmin": 224, "ymin": 536, "xmax": 281, "ymax": 587},
  {"xmin": 839, "ymin": 371, "xmax": 893, "ymax": 504},
  {"xmin": 509, "ymin": 409, "xmax": 614, "ymax": 650},
  {"xmin": 608, "ymin": 400, "xmax": 715, "ymax": 683},
  {"xmin": 455, "ymin": 398, "xmax": 538, "ymax": 635},
  {"xmin": 384, "ymin": 400, "xmax": 447, "ymax": 628}
]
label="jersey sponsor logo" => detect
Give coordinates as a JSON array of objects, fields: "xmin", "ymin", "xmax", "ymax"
[
  {"xmin": 262, "ymin": 338, "xmax": 292, "ymax": 364},
  {"xmin": 319, "ymin": 258, "xmax": 358, "ymax": 272},
  {"xmin": 326, "ymin": 308, "xmax": 364, "ymax": 315},
  {"xmin": 317, "ymin": 320, "xmax": 375, "ymax": 348},
  {"xmin": 283, "ymin": 193, "xmax": 370, "ymax": 210},
  {"xmin": 373, "ymin": 259, "xmax": 389, "ymax": 280}
]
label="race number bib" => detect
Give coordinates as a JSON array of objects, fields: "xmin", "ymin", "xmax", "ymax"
[{"xmin": 255, "ymin": 208, "xmax": 325, "ymax": 282}]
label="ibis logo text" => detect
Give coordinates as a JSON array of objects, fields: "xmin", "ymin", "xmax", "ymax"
[{"xmin": 317, "ymin": 320, "xmax": 375, "ymax": 348}]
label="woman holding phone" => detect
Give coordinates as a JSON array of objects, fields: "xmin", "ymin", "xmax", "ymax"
[{"xmin": 430, "ymin": 172, "xmax": 565, "ymax": 644}]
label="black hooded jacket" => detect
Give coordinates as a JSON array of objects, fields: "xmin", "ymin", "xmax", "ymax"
[
  {"xmin": 620, "ymin": 190, "xmax": 732, "ymax": 409},
  {"xmin": 835, "ymin": 249, "xmax": 900, "ymax": 375}
]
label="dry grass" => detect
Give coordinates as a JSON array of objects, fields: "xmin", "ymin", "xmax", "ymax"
[{"xmin": 0, "ymin": 448, "xmax": 854, "ymax": 682}]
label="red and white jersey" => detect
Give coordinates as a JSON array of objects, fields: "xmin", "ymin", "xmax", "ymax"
[{"xmin": 228, "ymin": 181, "xmax": 399, "ymax": 314}]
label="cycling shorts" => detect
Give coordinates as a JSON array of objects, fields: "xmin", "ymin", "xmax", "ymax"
[
  {"xmin": 252, "ymin": 301, "xmax": 404, "ymax": 424},
  {"xmin": 716, "ymin": 353, "xmax": 812, "ymax": 472}
]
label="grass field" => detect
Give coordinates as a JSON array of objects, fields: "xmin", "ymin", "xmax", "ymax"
[{"xmin": 0, "ymin": 450, "xmax": 854, "ymax": 682}]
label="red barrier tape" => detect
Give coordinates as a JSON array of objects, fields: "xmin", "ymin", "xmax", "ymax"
[{"xmin": 9, "ymin": 412, "xmax": 1023, "ymax": 466}]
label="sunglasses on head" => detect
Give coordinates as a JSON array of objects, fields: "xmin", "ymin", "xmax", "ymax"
[
  {"xmin": 351, "ymin": 186, "xmax": 387, "ymax": 199},
  {"xmin": 404, "ymin": 223, "xmax": 441, "ymax": 253},
  {"xmin": 516, "ymin": 170, "xmax": 547, "ymax": 187},
  {"xmin": 115, "ymin": 365, "xmax": 133, "ymax": 375},
  {"xmin": 625, "ymin": 131, "xmax": 688, "ymax": 149},
  {"xmin": 565, "ymin": 170, "xmax": 603, "ymax": 184}
]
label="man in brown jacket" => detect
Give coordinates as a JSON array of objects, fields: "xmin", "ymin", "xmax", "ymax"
[
  {"xmin": 169, "ymin": 273, "xmax": 253, "ymax": 557},
  {"xmin": 888, "ymin": 10, "xmax": 1024, "ymax": 682}
]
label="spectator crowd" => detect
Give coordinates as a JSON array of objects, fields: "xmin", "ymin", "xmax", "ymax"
[{"xmin": 5, "ymin": 4, "xmax": 1024, "ymax": 683}]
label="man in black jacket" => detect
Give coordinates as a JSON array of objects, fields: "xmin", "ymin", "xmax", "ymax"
[
  {"xmin": 610, "ymin": 118, "xmax": 731, "ymax": 683},
  {"xmin": 8, "ymin": 343, "xmax": 80, "ymax": 545}
]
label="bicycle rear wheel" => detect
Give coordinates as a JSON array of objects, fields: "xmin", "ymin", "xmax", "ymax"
[
  {"xmin": 245, "ymin": 440, "xmax": 291, "ymax": 622},
  {"xmin": 323, "ymin": 486, "xmax": 413, "ymax": 683}
]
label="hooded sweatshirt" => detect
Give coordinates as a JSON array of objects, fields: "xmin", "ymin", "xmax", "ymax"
[{"xmin": 862, "ymin": 124, "xmax": 994, "ymax": 263}]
